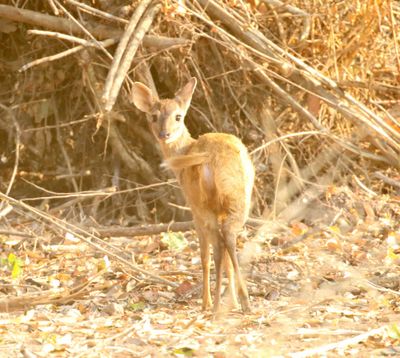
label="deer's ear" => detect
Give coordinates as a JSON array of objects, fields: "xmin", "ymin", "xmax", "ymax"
[
  {"xmin": 131, "ymin": 82, "xmax": 156, "ymax": 114},
  {"xmin": 175, "ymin": 77, "xmax": 197, "ymax": 111}
]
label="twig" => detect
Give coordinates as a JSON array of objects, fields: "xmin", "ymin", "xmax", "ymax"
[
  {"xmin": 20, "ymin": 185, "xmax": 116, "ymax": 201},
  {"xmin": 22, "ymin": 115, "xmax": 92, "ymax": 132},
  {"xmin": 19, "ymin": 178, "xmax": 174, "ymax": 201},
  {"xmin": 27, "ymin": 29, "xmax": 108, "ymax": 46},
  {"xmin": 195, "ymin": 0, "xmax": 280, "ymax": 63},
  {"xmin": 47, "ymin": 0, "xmax": 59, "ymax": 15},
  {"xmin": 261, "ymin": 0, "xmax": 311, "ymax": 43},
  {"xmin": 53, "ymin": 0, "xmax": 113, "ymax": 59},
  {"xmin": 0, "ymin": 192, "xmax": 178, "ymax": 288},
  {"xmin": 352, "ymin": 175, "xmax": 378, "ymax": 197},
  {"xmin": 0, "ymin": 204, "xmax": 13, "ymax": 218},
  {"xmin": 0, "ymin": 230, "xmax": 34, "ymax": 238},
  {"xmin": 289, "ymin": 326, "xmax": 386, "ymax": 358},
  {"xmin": 20, "ymin": 45, "xmax": 82, "ymax": 71},
  {"xmin": 366, "ymin": 279, "xmax": 400, "ymax": 296},
  {"xmin": 292, "ymin": 328, "xmax": 369, "ymax": 336},
  {"xmin": 143, "ymin": 34, "xmax": 190, "ymax": 49},
  {"xmin": 374, "ymin": 172, "xmax": 400, "ymax": 189},
  {"xmin": 53, "ymin": 95, "xmax": 84, "ymax": 216},
  {"xmin": 389, "ymin": 2, "xmax": 400, "ymax": 78},
  {"xmin": 251, "ymin": 131, "xmax": 326, "ymax": 155},
  {"xmin": 64, "ymin": 0, "xmax": 129, "ymax": 25},
  {"xmin": 0, "ymin": 105, "xmax": 20, "ymax": 196},
  {"xmin": 20, "ymin": 38, "xmax": 117, "ymax": 72}
]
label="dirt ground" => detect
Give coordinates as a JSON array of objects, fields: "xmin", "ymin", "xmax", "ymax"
[{"xmin": 1, "ymin": 186, "xmax": 400, "ymax": 357}]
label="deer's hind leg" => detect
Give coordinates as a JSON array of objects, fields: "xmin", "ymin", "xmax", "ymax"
[
  {"xmin": 193, "ymin": 212, "xmax": 227, "ymax": 314},
  {"xmin": 193, "ymin": 221, "xmax": 212, "ymax": 310},
  {"xmin": 192, "ymin": 214, "xmax": 221, "ymax": 311},
  {"xmin": 220, "ymin": 216, "xmax": 251, "ymax": 313},
  {"xmin": 224, "ymin": 251, "xmax": 239, "ymax": 309}
]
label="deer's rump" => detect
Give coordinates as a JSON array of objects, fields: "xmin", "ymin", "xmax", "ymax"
[{"xmin": 174, "ymin": 133, "xmax": 254, "ymax": 223}]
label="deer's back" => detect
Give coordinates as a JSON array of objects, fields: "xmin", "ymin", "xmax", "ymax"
[{"xmin": 178, "ymin": 133, "xmax": 254, "ymax": 224}]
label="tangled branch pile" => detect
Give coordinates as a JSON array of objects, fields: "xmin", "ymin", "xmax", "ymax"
[{"xmin": 0, "ymin": 0, "xmax": 399, "ymax": 226}]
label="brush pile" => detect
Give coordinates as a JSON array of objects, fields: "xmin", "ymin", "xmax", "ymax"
[
  {"xmin": 0, "ymin": 0, "xmax": 399, "ymax": 225},
  {"xmin": 1, "ymin": 2, "xmax": 400, "ymax": 355}
]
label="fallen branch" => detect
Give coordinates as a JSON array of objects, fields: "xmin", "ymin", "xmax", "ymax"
[
  {"xmin": 102, "ymin": 0, "xmax": 153, "ymax": 103},
  {"xmin": 0, "ymin": 4, "xmax": 188, "ymax": 49},
  {"xmin": 374, "ymin": 171, "xmax": 400, "ymax": 189},
  {"xmin": 94, "ymin": 218, "xmax": 263, "ymax": 238},
  {"xmin": 104, "ymin": 3, "xmax": 161, "ymax": 111},
  {"xmin": 95, "ymin": 221, "xmax": 195, "ymax": 237}
]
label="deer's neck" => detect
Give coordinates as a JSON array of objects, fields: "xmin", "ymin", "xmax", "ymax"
[{"xmin": 159, "ymin": 127, "xmax": 195, "ymax": 159}]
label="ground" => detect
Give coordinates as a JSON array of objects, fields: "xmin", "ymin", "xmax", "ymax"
[{"xmin": 1, "ymin": 186, "xmax": 400, "ymax": 357}]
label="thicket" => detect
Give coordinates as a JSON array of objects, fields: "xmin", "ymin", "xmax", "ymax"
[{"xmin": 0, "ymin": 0, "xmax": 399, "ymax": 226}]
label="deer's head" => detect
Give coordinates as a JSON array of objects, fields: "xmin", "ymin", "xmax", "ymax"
[{"xmin": 131, "ymin": 78, "xmax": 197, "ymax": 144}]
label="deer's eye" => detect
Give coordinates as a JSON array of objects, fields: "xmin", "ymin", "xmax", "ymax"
[
  {"xmin": 152, "ymin": 116, "xmax": 157, "ymax": 123},
  {"xmin": 175, "ymin": 114, "xmax": 182, "ymax": 122}
]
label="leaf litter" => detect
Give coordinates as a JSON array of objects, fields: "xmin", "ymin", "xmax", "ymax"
[{"xmin": 0, "ymin": 186, "xmax": 400, "ymax": 357}]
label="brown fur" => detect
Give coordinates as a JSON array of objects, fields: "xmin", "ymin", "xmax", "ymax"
[{"xmin": 131, "ymin": 78, "xmax": 254, "ymax": 313}]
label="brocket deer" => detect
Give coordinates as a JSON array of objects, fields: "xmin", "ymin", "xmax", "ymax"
[{"xmin": 131, "ymin": 77, "xmax": 254, "ymax": 313}]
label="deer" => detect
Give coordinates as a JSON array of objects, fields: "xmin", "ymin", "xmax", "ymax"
[{"xmin": 131, "ymin": 77, "xmax": 254, "ymax": 314}]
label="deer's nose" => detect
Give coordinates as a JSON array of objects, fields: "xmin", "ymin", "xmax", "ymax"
[{"xmin": 159, "ymin": 130, "xmax": 170, "ymax": 139}]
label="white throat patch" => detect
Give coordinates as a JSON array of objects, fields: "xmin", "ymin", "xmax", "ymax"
[{"xmin": 165, "ymin": 124, "xmax": 184, "ymax": 144}]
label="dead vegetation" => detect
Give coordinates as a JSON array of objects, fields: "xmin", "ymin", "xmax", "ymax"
[{"xmin": 0, "ymin": 0, "xmax": 400, "ymax": 356}]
